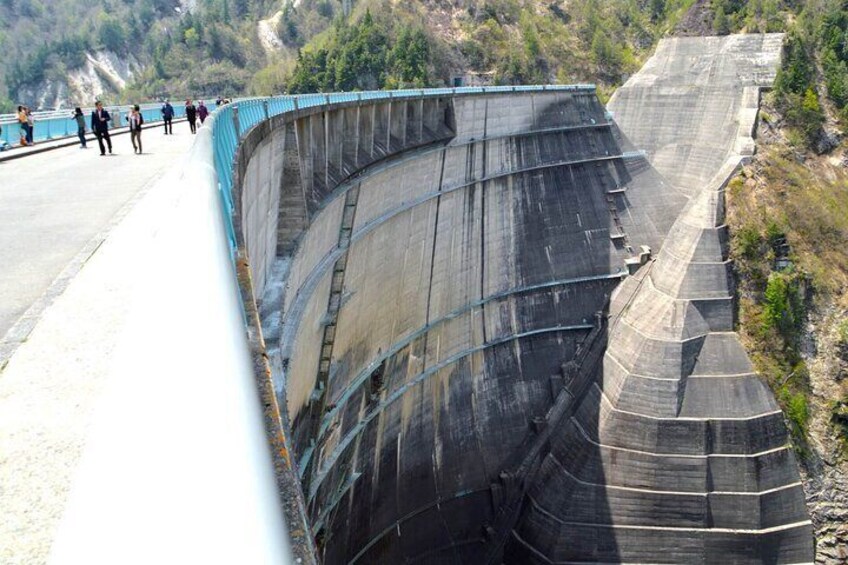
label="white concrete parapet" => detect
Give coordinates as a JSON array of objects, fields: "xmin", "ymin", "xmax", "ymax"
[{"xmin": 49, "ymin": 127, "xmax": 293, "ymax": 565}]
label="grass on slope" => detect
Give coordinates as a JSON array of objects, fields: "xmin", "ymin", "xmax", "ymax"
[{"xmin": 727, "ymin": 128, "xmax": 848, "ymax": 456}]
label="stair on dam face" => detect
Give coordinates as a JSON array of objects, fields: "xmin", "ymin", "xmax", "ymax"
[{"xmin": 233, "ymin": 36, "xmax": 812, "ymax": 565}]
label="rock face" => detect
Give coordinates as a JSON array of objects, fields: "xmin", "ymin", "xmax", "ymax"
[
  {"xmin": 236, "ymin": 34, "xmax": 812, "ymax": 564},
  {"xmin": 17, "ymin": 51, "xmax": 140, "ymax": 110}
]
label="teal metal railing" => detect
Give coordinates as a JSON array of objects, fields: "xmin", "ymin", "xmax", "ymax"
[
  {"xmin": 0, "ymin": 102, "xmax": 192, "ymax": 147},
  {"xmin": 208, "ymin": 85, "xmax": 595, "ymax": 258}
]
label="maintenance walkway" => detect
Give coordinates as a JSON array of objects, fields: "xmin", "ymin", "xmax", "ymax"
[{"xmin": 0, "ymin": 126, "xmax": 194, "ymax": 564}]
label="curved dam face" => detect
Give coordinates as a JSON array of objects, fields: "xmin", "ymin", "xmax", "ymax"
[{"xmin": 235, "ymin": 35, "xmax": 812, "ymax": 564}]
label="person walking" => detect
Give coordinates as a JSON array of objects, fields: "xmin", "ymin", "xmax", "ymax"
[
  {"xmin": 126, "ymin": 104, "xmax": 144, "ymax": 154},
  {"xmin": 16, "ymin": 106, "xmax": 28, "ymax": 146},
  {"xmin": 90, "ymin": 101, "xmax": 113, "ymax": 155},
  {"xmin": 25, "ymin": 107, "xmax": 34, "ymax": 145},
  {"xmin": 197, "ymin": 100, "xmax": 209, "ymax": 125},
  {"xmin": 72, "ymin": 107, "xmax": 87, "ymax": 148},
  {"xmin": 161, "ymin": 100, "xmax": 174, "ymax": 134},
  {"xmin": 185, "ymin": 98, "xmax": 197, "ymax": 134}
]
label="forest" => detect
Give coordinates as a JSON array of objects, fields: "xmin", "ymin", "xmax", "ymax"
[{"xmin": 0, "ymin": 0, "xmax": 846, "ymax": 152}]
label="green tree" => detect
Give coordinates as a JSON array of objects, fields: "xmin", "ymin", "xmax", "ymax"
[
  {"xmin": 713, "ymin": 6, "xmax": 730, "ymax": 35},
  {"xmin": 784, "ymin": 87, "xmax": 826, "ymax": 144},
  {"xmin": 649, "ymin": 0, "xmax": 665, "ymax": 23},
  {"xmin": 764, "ymin": 272, "xmax": 804, "ymax": 341},
  {"xmin": 98, "ymin": 13, "xmax": 127, "ymax": 53},
  {"xmin": 277, "ymin": 4, "xmax": 300, "ymax": 46},
  {"xmin": 288, "ymin": 10, "xmax": 395, "ymax": 93},
  {"xmin": 774, "ymin": 33, "xmax": 815, "ymax": 97},
  {"xmin": 822, "ymin": 48, "xmax": 848, "ymax": 108},
  {"xmin": 388, "ymin": 26, "xmax": 430, "ymax": 86},
  {"xmin": 184, "ymin": 28, "xmax": 200, "ymax": 48},
  {"xmin": 591, "ymin": 29, "xmax": 621, "ymax": 78}
]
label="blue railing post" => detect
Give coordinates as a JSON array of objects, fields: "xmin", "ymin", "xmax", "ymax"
[{"xmin": 263, "ymin": 100, "xmax": 269, "ymax": 121}]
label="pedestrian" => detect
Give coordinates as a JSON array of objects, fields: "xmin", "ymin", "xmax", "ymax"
[
  {"xmin": 185, "ymin": 98, "xmax": 197, "ymax": 134},
  {"xmin": 126, "ymin": 104, "xmax": 144, "ymax": 154},
  {"xmin": 25, "ymin": 107, "xmax": 34, "ymax": 145},
  {"xmin": 16, "ymin": 105, "xmax": 28, "ymax": 146},
  {"xmin": 197, "ymin": 100, "xmax": 209, "ymax": 124},
  {"xmin": 161, "ymin": 100, "xmax": 174, "ymax": 134},
  {"xmin": 90, "ymin": 101, "xmax": 113, "ymax": 155},
  {"xmin": 215, "ymin": 96, "xmax": 223, "ymax": 108},
  {"xmin": 72, "ymin": 107, "xmax": 87, "ymax": 148}
]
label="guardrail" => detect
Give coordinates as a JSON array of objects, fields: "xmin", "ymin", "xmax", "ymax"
[{"xmin": 0, "ymin": 102, "xmax": 193, "ymax": 147}]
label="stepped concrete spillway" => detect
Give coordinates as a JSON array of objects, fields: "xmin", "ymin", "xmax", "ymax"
[
  {"xmin": 507, "ymin": 34, "xmax": 814, "ymax": 563},
  {"xmin": 231, "ymin": 34, "xmax": 813, "ymax": 563}
]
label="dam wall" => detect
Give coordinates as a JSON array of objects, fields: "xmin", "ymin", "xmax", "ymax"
[
  {"xmin": 229, "ymin": 34, "xmax": 813, "ymax": 564},
  {"xmin": 234, "ymin": 88, "xmax": 680, "ymax": 563}
]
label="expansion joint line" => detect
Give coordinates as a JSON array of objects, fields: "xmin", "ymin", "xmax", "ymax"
[
  {"xmin": 480, "ymin": 99, "xmax": 489, "ymax": 344},
  {"xmin": 422, "ymin": 150, "xmax": 447, "ymax": 361}
]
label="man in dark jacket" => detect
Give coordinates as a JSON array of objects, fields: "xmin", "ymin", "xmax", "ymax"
[
  {"xmin": 90, "ymin": 101, "xmax": 112, "ymax": 155},
  {"xmin": 185, "ymin": 99, "xmax": 197, "ymax": 134},
  {"xmin": 161, "ymin": 101, "xmax": 174, "ymax": 134}
]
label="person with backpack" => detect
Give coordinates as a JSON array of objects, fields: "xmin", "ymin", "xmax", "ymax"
[
  {"xmin": 185, "ymin": 98, "xmax": 197, "ymax": 134},
  {"xmin": 161, "ymin": 100, "xmax": 174, "ymax": 134},
  {"xmin": 90, "ymin": 101, "xmax": 113, "ymax": 155},
  {"xmin": 126, "ymin": 104, "xmax": 144, "ymax": 154},
  {"xmin": 72, "ymin": 107, "xmax": 87, "ymax": 148}
]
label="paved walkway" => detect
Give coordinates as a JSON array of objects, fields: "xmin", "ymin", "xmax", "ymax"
[
  {"xmin": 0, "ymin": 130, "xmax": 196, "ymax": 564},
  {"xmin": 0, "ymin": 118, "xmax": 187, "ymax": 163},
  {"xmin": 0, "ymin": 126, "xmax": 195, "ymax": 366}
]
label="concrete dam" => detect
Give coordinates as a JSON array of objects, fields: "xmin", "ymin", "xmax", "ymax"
[{"xmin": 233, "ymin": 34, "xmax": 814, "ymax": 563}]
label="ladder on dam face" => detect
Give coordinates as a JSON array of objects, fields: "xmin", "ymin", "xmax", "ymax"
[
  {"xmin": 606, "ymin": 192, "xmax": 632, "ymax": 253},
  {"xmin": 308, "ymin": 184, "xmax": 361, "ymax": 457}
]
